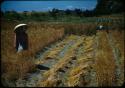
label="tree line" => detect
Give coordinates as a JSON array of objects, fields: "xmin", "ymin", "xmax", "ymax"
[{"xmin": 1, "ymin": 0, "xmax": 124, "ymax": 21}]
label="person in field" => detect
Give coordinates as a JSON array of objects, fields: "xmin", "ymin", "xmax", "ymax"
[
  {"xmin": 96, "ymin": 24, "xmax": 104, "ymax": 30},
  {"xmin": 14, "ymin": 24, "xmax": 28, "ymax": 52},
  {"xmin": 99, "ymin": 25, "xmax": 103, "ymax": 29}
]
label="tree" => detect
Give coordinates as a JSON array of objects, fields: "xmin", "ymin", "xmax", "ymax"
[
  {"xmin": 65, "ymin": 9, "xmax": 72, "ymax": 15},
  {"xmin": 74, "ymin": 8, "xmax": 83, "ymax": 16},
  {"xmin": 110, "ymin": 0, "xmax": 124, "ymax": 13},
  {"xmin": 51, "ymin": 8, "xmax": 59, "ymax": 19},
  {"xmin": 94, "ymin": 0, "xmax": 124, "ymax": 15}
]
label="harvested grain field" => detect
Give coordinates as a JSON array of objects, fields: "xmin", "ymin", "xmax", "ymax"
[
  {"xmin": 13, "ymin": 31, "xmax": 124, "ymax": 87},
  {"xmin": 1, "ymin": 9, "xmax": 124, "ymax": 87}
]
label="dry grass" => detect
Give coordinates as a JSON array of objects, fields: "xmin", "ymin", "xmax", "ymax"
[
  {"xmin": 1, "ymin": 14, "xmax": 124, "ymax": 87},
  {"xmin": 67, "ymin": 35, "xmax": 95, "ymax": 87},
  {"xmin": 1, "ymin": 20, "xmax": 64, "ymax": 83},
  {"xmin": 83, "ymin": 36, "xmax": 95, "ymax": 53},
  {"xmin": 1, "ymin": 20, "xmax": 96, "ymax": 86},
  {"xmin": 63, "ymin": 23, "xmax": 97, "ymax": 36},
  {"xmin": 94, "ymin": 31, "xmax": 116, "ymax": 86},
  {"xmin": 36, "ymin": 15, "xmax": 124, "ymax": 87},
  {"xmin": 110, "ymin": 30, "xmax": 124, "ymax": 60},
  {"xmin": 109, "ymin": 30, "xmax": 124, "ymax": 85},
  {"xmin": 44, "ymin": 35, "xmax": 76, "ymax": 60},
  {"xmin": 67, "ymin": 64, "xmax": 89, "ymax": 87},
  {"xmin": 37, "ymin": 71, "xmax": 60, "ymax": 87},
  {"xmin": 37, "ymin": 35, "xmax": 84, "ymax": 86},
  {"xmin": 28, "ymin": 22, "xmax": 64, "ymax": 56},
  {"xmin": 35, "ymin": 35, "xmax": 79, "ymax": 65},
  {"xmin": 51, "ymin": 36, "xmax": 84, "ymax": 71}
]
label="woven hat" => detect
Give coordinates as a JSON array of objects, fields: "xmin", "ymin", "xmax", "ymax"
[{"xmin": 14, "ymin": 24, "xmax": 27, "ymax": 32}]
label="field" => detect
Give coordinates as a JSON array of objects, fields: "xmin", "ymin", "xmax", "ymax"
[{"xmin": 1, "ymin": 14, "xmax": 124, "ymax": 87}]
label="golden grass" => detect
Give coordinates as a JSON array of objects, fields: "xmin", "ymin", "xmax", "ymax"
[
  {"xmin": 110, "ymin": 30, "xmax": 124, "ymax": 59},
  {"xmin": 37, "ymin": 71, "xmax": 60, "ymax": 87},
  {"xmin": 94, "ymin": 31, "xmax": 116, "ymax": 86},
  {"xmin": 51, "ymin": 36, "xmax": 84, "ymax": 71},
  {"xmin": 1, "ymin": 21, "xmax": 98, "ymax": 86},
  {"xmin": 67, "ymin": 35, "xmax": 95, "ymax": 87},
  {"xmin": 37, "ymin": 35, "xmax": 85, "ymax": 86},
  {"xmin": 1, "ymin": 20, "xmax": 64, "ymax": 82},
  {"xmin": 109, "ymin": 30, "xmax": 124, "ymax": 85},
  {"xmin": 44, "ymin": 35, "xmax": 77, "ymax": 59},
  {"xmin": 67, "ymin": 66, "xmax": 90, "ymax": 87},
  {"xmin": 1, "ymin": 14, "xmax": 124, "ymax": 87},
  {"xmin": 35, "ymin": 35, "xmax": 80, "ymax": 65},
  {"xmin": 69, "ymin": 64, "xmax": 89, "ymax": 77},
  {"xmin": 28, "ymin": 23, "xmax": 64, "ymax": 56},
  {"xmin": 67, "ymin": 72, "xmax": 83, "ymax": 87},
  {"xmin": 34, "ymin": 15, "xmax": 124, "ymax": 87},
  {"xmin": 83, "ymin": 36, "xmax": 95, "ymax": 53},
  {"xmin": 77, "ymin": 56, "xmax": 92, "ymax": 65}
]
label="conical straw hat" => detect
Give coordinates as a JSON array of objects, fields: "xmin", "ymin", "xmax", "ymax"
[{"xmin": 14, "ymin": 24, "xmax": 27, "ymax": 32}]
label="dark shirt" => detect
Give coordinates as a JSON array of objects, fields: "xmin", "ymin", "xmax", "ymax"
[{"xmin": 16, "ymin": 32, "xmax": 28, "ymax": 50}]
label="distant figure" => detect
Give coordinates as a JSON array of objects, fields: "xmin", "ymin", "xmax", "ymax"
[
  {"xmin": 96, "ymin": 25, "xmax": 104, "ymax": 30},
  {"xmin": 14, "ymin": 24, "xmax": 28, "ymax": 52},
  {"xmin": 99, "ymin": 25, "xmax": 103, "ymax": 30}
]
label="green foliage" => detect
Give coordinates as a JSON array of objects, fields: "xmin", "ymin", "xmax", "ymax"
[
  {"xmin": 1, "ymin": 0, "xmax": 124, "ymax": 22},
  {"xmin": 94, "ymin": 0, "xmax": 124, "ymax": 15}
]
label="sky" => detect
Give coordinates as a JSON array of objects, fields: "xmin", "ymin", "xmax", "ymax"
[{"xmin": 1, "ymin": 0, "xmax": 97, "ymax": 12}]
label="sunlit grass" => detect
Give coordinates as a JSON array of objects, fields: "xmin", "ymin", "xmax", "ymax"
[
  {"xmin": 94, "ymin": 31, "xmax": 116, "ymax": 86},
  {"xmin": 1, "ymin": 20, "xmax": 64, "ymax": 83}
]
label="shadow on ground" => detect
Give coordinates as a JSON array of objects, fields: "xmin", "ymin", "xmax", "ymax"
[{"xmin": 36, "ymin": 65, "xmax": 50, "ymax": 70}]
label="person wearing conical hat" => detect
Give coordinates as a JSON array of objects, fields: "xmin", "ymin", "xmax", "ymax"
[{"xmin": 14, "ymin": 24, "xmax": 28, "ymax": 52}]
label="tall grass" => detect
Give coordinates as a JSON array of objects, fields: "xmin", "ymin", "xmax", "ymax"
[
  {"xmin": 1, "ymin": 20, "xmax": 97, "ymax": 86},
  {"xmin": 1, "ymin": 20, "xmax": 64, "ymax": 86},
  {"xmin": 63, "ymin": 23, "xmax": 97, "ymax": 36},
  {"xmin": 67, "ymin": 35, "xmax": 95, "ymax": 87},
  {"xmin": 1, "ymin": 13, "xmax": 124, "ymax": 87},
  {"xmin": 94, "ymin": 31, "xmax": 116, "ymax": 86},
  {"xmin": 110, "ymin": 30, "xmax": 124, "ymax": 85}
]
